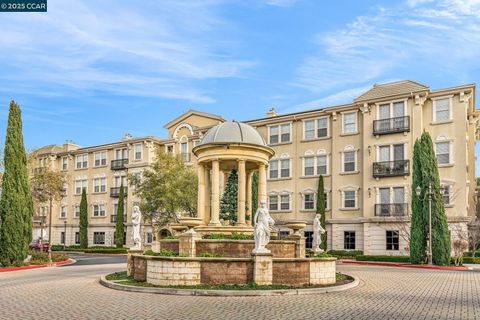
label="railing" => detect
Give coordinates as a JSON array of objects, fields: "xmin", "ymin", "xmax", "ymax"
[
  {"xmin": 110, "ymin": 215, "xmax": 127, "ymax": 223},
  {"xmin": 373, "ymin": 160, "xmax": 410, "ymax": 178},
  {"xmin": 33, "ymin": 167, "xmax": 47, "ymax": 175},
  {"xmin": 373, "ymin": 116, "xmax": 410, "ymax": 135},
  {"xmin": 32, "ymin": 215, "xmax": 46, "ymax": 224},
  {"xmin": 111, "ymin": 158, "xmax": 128, "ymax": 170},
  {"xmin": 375, "ymin": 203, "xmax": 408, "ymax": 217},
  {"xmin": 110, "ymin": 187, "xmax": 128, "ymax": 198}
]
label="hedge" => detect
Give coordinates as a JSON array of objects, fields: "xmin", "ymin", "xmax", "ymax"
[
  {"xmin": 356, "ymin": 255, "xmax": 411, "ymax": 263},
  {"xmin": 328, "ymin": 250, "xmax": 364, "ymax": 258},
  {"xmin": 460, "ymin": 257, "xmax": 480, "ymax": 264},
  {"xmin": 51, "ymin": 245, "xmax": 127, "ymax": 254}
]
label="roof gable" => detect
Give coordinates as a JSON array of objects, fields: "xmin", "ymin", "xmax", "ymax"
[
  {"xmin": 163, "ymin": 109, "xmax": 225, "ymax": 129},
  {"xmin": 355, "ymin": 80, "xmax": 429, "ymax": 102}
]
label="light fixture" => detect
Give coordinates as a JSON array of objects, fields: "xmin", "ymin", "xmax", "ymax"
[
  {"xmin": 415, "ymin": 186, "xmax": 421, "ymax": 197},
  {"xmin": 368, "ymin": 146, "xmax": 371, "ymax": 156},
  {"xmin": 368, "ymin": 187, "xmax": 371, "ymax": 197}
]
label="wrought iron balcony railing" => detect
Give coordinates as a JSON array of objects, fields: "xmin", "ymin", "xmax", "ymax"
[
  {"xmin": 110, "ymin": 187, "xmax": 128, "ymax": 198},
  {"xmin": 373, "ymin": 116, "xmax": 410, "ymax": 135},
  {"xmin": 111, "ymin": 158, "xmax": 128, "ymax": 170},
  {"xmin": 110, "ymin": 215, "xmax": 127, "ymax": 223},
  {"xmin": 375, "ymin": 203, "xmax": 408, "ymax": 217},
  {"xmin": 373, "ymin": 160, "xmax": 410, "ymax": 178}
]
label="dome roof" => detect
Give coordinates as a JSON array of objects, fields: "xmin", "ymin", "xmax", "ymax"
[{"xmin": 198, "ymin": 121, "xmax": 267, "ymax": 147}]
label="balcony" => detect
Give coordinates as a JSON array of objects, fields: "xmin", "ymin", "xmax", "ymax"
[
  {"xmin": 110, "ymin": 215, "xmax": 127, "ymax": 223},
  {"xmin": 375, "ymin": 203, "xmax": 408, "ymax": 217},
  {"xmin": 111, "ymin": 159, "xmax": 128, "ymax": 170},
  {"xmin": 373, "ymin": 160, "xmax": 410, "ymax": 178},
  {"xmin": 373, "ymin": 116, "xmax": 410, "ymax": 135},
  {"xmin": 110, "ymin": 187, "xmax": 128, "ymax": 198},
  {"xmin": 33, "ymin": 167, "xmax": 47, "ymax": 175},
  {"xmin": 33, "ymin": 215, "xmax": 46, "ymax": 224}
]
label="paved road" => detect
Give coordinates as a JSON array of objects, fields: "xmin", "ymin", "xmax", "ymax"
[
  {"xmin": 0, "ymin": 256, "xmax": 479, "ymax": 320},
  {"xmin": 62, "ymin": 252, "xmax": 127, "ymax": 266}
]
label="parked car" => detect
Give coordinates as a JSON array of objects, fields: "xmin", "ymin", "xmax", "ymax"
[{"xmin": 29, "ymin": 239, "xmax": 49, "ymax": 252}]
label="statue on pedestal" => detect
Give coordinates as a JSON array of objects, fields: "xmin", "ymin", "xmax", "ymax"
[
  {"xmin": 132, "ymin": 205, "xmax": 142, "ymax": 249},
  {"xmin": 252, "ymin": 201, "xmax": 275, "ymax": 254},
  {"xmin": 312, "ymin": 214, "xmax": 326, "ymax": 253}
]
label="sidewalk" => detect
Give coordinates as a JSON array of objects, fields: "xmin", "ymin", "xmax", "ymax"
[
  {"xmin": 338, "ymin": 259, "xmax": 469, "ymax": 271},
  {"xmin": 0, "ymin": 259, "xmax": 74, "ymax": 273}
]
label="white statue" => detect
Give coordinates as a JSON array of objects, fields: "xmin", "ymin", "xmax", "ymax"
[
  {"xmin": 312, "ymin": 214, "xmax": 326, "ymax": 253},
  {"xmin": 132, "ymin": 205, "xmax": 142, "ymax": 249},
  {"xmin": 252, "ymin": 201, "xmax": 275, "ymax": 254}
]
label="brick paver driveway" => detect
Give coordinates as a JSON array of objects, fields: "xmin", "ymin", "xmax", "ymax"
[{"xmin": 0, "ymin": 258, "xmax": 479, "ymax": 320}]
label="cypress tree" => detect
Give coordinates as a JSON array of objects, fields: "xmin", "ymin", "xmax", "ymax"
[
  {"xmin": 79, "ymin": 189, "xmax": 88, "ymax": 248},
  {"xmin": 410, "ymin": 138, "xmax": 427, "ymax": 263},
  {"xmin": 316, "ymin": 175, "xmax": 327, "ymax": 250},
  {"xmin": 0, "ymin": 101, "xmax": 34, "ymax": 266},
  {"xmin": 115, "ymin": 184, "xmax": 125, "ymax": 248},
  {"xmin": 251, "ymin": 172, "xmax": 258, "ymax": 226},
  {"xmin": 220, "ymin": 170, "xmax": 238, "ymax": 223},
  {"xmin": 421, "ymin": 132, "xmax": 451, "ymax": 265}
]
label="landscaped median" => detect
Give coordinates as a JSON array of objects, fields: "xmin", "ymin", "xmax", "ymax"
[
  {"xmin": 51, "ymin": 245, "xmax": 128, "ymax": 254},
  {"xmin": 100, "ymin": 271, "xmax": 359, "ymax": 296},
  {"xmin": 0, "ymin": 250, "xmax": 74, "ymax": 272}
]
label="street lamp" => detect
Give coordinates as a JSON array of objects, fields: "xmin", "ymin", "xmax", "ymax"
[
  {"xmin": 63, "ymin": 220, "xmax": 67, "ymax": 250},
  {"xmin": 415, "ymin": 183, "xmax": 445, "ymax": 266}
]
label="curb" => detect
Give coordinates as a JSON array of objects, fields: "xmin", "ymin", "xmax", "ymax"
[
  {"xmin": 99, "ymin": 275, "xmax": 359, "ymax": 296},
  {"xmin": 338, "ymin": 260, "xmax": 469, "ymax": 271},
  {"xmin": 0, "ymin": 259, "xmax": 75, "ymax": 273}
]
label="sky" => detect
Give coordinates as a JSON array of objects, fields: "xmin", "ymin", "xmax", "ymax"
[{"xmin": 0, "ymin": 0, "xmax": 479, "ymax": 173}]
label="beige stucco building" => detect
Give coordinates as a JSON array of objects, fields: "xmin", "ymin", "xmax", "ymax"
[{"xmin": 32, "ymin": 81, "xmax": 479, "ymax": 255}]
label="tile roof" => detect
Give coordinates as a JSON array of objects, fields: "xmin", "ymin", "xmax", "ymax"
[{"xmin": 355, "ymin": 80, "xmax": 429, "ymax": 102}]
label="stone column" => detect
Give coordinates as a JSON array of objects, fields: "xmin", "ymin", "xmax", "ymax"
[
  {"xmin": 252, "ymin": 253, "xmax": 273, "ymax": 285},
  {"xmin": 197, "ymin": 163, "xmax": 205, "ymax": 223},
  {"xmin": 210, "ymin": 159, "xmax": 221, "ymax": 226},
  {"xmin": 246, "ymin": 171, "xmax": 252, "ymax": 226},
  {"xmin": 237, "ymin": 159, "xmax": 246, "ymax": 226},
  {"xmin": 204, "ymin": 168, "xmax": 211, "ymax": 225},
  {"xmin": 179, "ymin": 232, "xmax": 201, "ymax": 257},
  {"xmin": 258, "ymin": 163, "xmax": 267, "ymax": 205}
]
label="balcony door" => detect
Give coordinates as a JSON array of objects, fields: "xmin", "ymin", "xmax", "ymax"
[
  {"xmin": 378, "ymin": 104, "xmax": 390, "ymax": 131},
  {"xmin": 116, "ymin": 148, "xmax": 128, "ymax": 160}
]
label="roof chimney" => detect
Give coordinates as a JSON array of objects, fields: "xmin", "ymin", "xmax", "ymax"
[
  {"xmin": 122, "ymin": 133, "xmax": 133, "ymax": 141},
  {"xmin": 63, "ymin": 140, "xmax": 79, "ymax": 152},
  {"xmin": 267, "ymin": 107, "xmax": 278, "ymax": 117}
]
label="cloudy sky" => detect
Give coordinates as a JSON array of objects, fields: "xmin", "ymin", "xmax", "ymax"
[{"xmin": 0, "ymin": 0, "xmax": 479, "ymax": 172}]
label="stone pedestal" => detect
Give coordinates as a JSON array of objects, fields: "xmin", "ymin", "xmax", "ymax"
[
  {"xmin": 252, "ymin": 252, "xmax": 273, "ymax": 285},
  {"xmin": 287, "ymin": 234, "xmax": 306, "ymax": 258},
  {"xmin": 179, "ymin": 232, "xmax": 202, "ymax": 257},
  {"xmin": 127, "ymin": 249, "xmax": 143, "ymax": 277}
]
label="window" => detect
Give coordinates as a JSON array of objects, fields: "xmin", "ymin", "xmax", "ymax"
[
  {"xmin": 75, "ymin": 179, "xmax": 87, "ymax": 195},
  {"xmin": 60, "ymin": 206, "xmax": 67, "ymax": 219},
  {"xmin": 114, "ymin": 203, "xmax": 127, "ymax": 217},
  {"xmin": 75, "ymin": 154, "xmax": 88, "ymax": 169},
  {"xmin": 93, "ymin": 178, "xmax": 106, "ymax": 193},
  {"xmin": 343, "ymin": 112, "xmax": 357, "ymax": 134},
  {"xmin": 304, "ymin": 193, "xmax": 315, "ymax": 210},
  {"xmin": 433, "ymin": 97, "xmax": 451, "ymax": 122},
  {"xmin": 436, "ymin": 142, "xmax": 450, "ymax": 164},
  {"xmin": 75, "ymin": 232, "xmax": 80, "ymax": 244},
  {"xmin": 304, "ymin": 231, "xmax": 314, "ymax": 249},
  {"xmin": 60, "ymin": 232, "xmax": 65, "ymax": 245},
  {"xmin": 344, "ymin": 190, "xmax": 356, "ymax": 208},
  {"xmin": 74, "ymin": 205, "xmax": 80, "ymax": 218},
  {"xmin": 62, "ymin": 157, "xmax": 68, "ymax": 171},
  {"xmin": 94, "ymin": 151, "xmax": 107, "ymax": 167},
  {"xmin": 114, "ymin": 176, "xmax": 127, "ymax": 187},
  {"xmin": 269, "ymin": 195, "xmax": 278, "ymax": 211},
  {"xmin": 269, "ymin": 123, "xmax": 291, "ymax": 144},
  {"xmin": 181, "ymin": 142, "xmax": 189, "ymax": 162},
  {"xmin": 279, "ymin": 231, "xmax": 290, "ymax": 239},
  {"xmin": 343, "ymin": 151, "xmax": 356, "ymax": 172},
  {"xmin": 317, "ymin": 155, "xmax": 327, "ymax": 175},
  {"xmin": 344, "ymin": 231, "xmax": 356, "ymax": 250},
  {"xmin": 280, "ymin": 195, "xmax": 290, "ymax": 210},
  {"xmin": 134, "ymin": 143, "xmax": 142, "ymax": 160},
  {"xmin": 304, "ymin": 118, "xmax": 328, "ymax": 140},
  {"xmin": 146, "ymin": 232, "xmax": 153, "ymax": 244},
  {"xmin": 166, "ymin": 145, "xmax": 174, "ymax": 154},
  {"xmin": 93, "ymin": 204, "xmax": 106, "ymax": 217},
  {"xmin": 62, "ymin": 183, "xmax": 68, "ymax": 196},
  {"xmin": 124, "ymin": 232, "xmax": 127, "ymax": 245},
  {"xmin": 304, "ymin": 157, "xmax": 315, "ymax": 176},
  {"xmin": 386, "ymin": 230, "xmax": 399, "ymax": 250},
  {"xmin": 116, "ymin": 148, "xmax": 128, "ymax": 160},
  {"xmin": 93, "ymin": 232, "xmax": 105, "ymax": 245},
  {"xmin": 442, "ymin": 186, "xmax": 451, "ymax": 205},
  {"xmin": 324, "ymin": 192, "xmax": 329, "ymax": 210},
  {"xmin": 269, "ymin": 159, "xmax": 290, "ymax": 179}
]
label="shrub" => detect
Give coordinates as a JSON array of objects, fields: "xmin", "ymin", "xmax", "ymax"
[
  {"xmin": 356, "ymin": 255, "xmax": 411, "ymax": 263},
  {"xmin": 163, "ymin": 236, "xmax": 178, "ymax": 240},
  {"xmin": 144, "ymin": 249, "xmax": 178, "ymax": 257},
  {"xmin": 328, "ymin": 250, "xmax": 363, "ymax": 258},
  {"xmin": 312, "ymin": 252, "xmax": 334, "ymax": 258},
  {"xmin": 199, "ymin": 252, "xmax": 223, "ymax": 257},
  {"xmin": 230, "ymin": 232, "xmax": 253, "ymax": 240},
  {"xmin": 83, "ymin": 248, "xmax": 127, "ymax": 254},
  {"xmin": 28, "ymin": 250, "xmax": 69, "ymax": 265},
  {"xmin": 205, "ymin": 233, "xmax": 225, "ymax": 239},
  {"xmin": 460, "ymin": 257, "xmax": 480, "ymax": 264}
]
